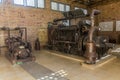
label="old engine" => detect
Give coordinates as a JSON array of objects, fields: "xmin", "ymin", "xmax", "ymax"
[
  {"xmin": 47, "ymin": 9, "xmax": 114, "ymax": 64},
  {"xmin": 2, "ymin": 27, "xmax": 35, "ymax": 64},
  {"xmin": 48, "ymin": 20, "xmax": 90, "ymax": 55}
]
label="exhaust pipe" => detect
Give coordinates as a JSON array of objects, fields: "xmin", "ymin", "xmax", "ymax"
[{"xmin": 85, "ymin": 9, "xmax": 100, "ymax": 64}]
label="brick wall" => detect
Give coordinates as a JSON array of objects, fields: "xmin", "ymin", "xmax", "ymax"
[
  {"xmin": 0, "ymin": 0, "xmax": 86, "ymax": 49},
  {"xmin": 92, "ymin": 1, "xmax": 120, "ymax": 43}
]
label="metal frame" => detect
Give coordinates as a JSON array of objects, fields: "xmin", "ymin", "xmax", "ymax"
[{"xmin": 0, "ymin": 27, "xmax": 35, "ymax": 64}]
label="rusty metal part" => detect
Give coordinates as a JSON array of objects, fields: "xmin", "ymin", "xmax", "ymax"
[
  {"xmin": 54, "ymin": 9, "xmax": 88, "ymax": 23},
  {"xmin": 84, "ymin": 9, "xmax": 101, "ymax": 64},
  {"xmin": 85, "ymin": 42, "xmax": 97, "ymax": 64},
  {"xmin": 88, "ymin": 9, "xmax": 100, "ymax": 42},
  {"xmin": 34, "ymin": 38, "xmax": 40, "ymax": 50},
  {"xmin": 47, "ymin": 9, "xmax": 114, "ymax": 64},
  {"xmin": 1, "ymin": 27, "xmax": 35, "ymax": 64},
  {"xmin": 47, "ymin": 21, "xmax": 90, "ymax": 55}
]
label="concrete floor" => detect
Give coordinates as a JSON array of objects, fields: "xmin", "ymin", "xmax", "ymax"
[{"xmin": 0, "ymin": 50, "xmax": 120, "ymax": 80}]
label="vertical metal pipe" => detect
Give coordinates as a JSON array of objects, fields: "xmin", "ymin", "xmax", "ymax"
[
  {"xmin": 8, "ymin": 28, "xmax": 10, "ymax": 38},
  {"xmin": 24, "ymin": 28, "xmax": 27, "ymax": 42},
  {"xmin": 85, "ymin": 9, "xmax": 100, "ymax": 64},
  {"xmin": 89, "ymin": 10, "xmax": 95, "ymax": 42}
]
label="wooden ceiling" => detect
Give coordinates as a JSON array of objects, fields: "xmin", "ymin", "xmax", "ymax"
[
  {"xmin": 71, "ymin": 0, "xmax": 103, "ymax": 6},
  {"xmin": 71, "ymin": 0, "xmax": 119, "ymax": 6}
]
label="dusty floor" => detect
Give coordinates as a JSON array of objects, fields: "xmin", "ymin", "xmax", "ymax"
[{"xmin": 0, "ymin": 50, "xmax": 120, "ymax": 80}]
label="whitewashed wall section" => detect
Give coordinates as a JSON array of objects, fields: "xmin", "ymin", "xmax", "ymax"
[
  {"xmin": 116, "ymin": 21, "xmax": 120, "ymax": 31},
  {"xmin": 99, "ymin": 21, "xmax": 113, "ymax": 31}
]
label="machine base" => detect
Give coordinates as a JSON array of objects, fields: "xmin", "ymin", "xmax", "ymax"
[{"xmin": 82, "ymin": 55, "xmax": 116, "ymax": 70}]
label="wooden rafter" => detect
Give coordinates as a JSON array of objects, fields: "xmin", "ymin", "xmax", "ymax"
[{"xmin": 69, "ymin": 0, "xmax": 120, "ymax": 6}]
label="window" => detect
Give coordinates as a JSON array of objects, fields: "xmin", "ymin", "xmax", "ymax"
[
  {"xmin": 14, "ymin": 0, "xmax": 24, "ymax": 5},
  {"xmin": 58, "ymin": 3, "xmax": 65, "ymax": 11},
  {"xmin": 13, "ymin": 0, "xmax": 45, "ymax": 8},
  {"xmin": 26, "ymin": 0, "xmax": 35, "ymax": 7},
  {"xmin": 65, "ymin": 5, "xmax": 70, "ymax": 11},
  {"xmin": 51, "ymin": 1, "xmax": 70, "ymax": 12},
  {"xmin": 51, "ymin": 2, "xmax": 58, "ymax": 10},
  {"xmin": 0, "ymin": 0, "xmax": 2, "ymax": 3},
  {"xmin": 75, "ymin": 7, "xmax": 79, "ymax": 10},
  {"xmin": 38, "ymin": 0, "xmax": 45, "ymax": 8}
]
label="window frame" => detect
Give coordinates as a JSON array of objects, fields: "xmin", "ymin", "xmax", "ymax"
[
  {"xmin": 37, "ymin": 0, "xmax": 45, "ymax": 8},
  {"xmin": 26, "ymin": 0, "xmax": 36, "ymax": 7},
  {"xmin": 51, "ymin": 1, "xmax": 59, "ymax": 11},
  {"xmin": 13, "ymin": 0, "xmax": 45, "ymax": 9},
  {"xmin": 13, "ymin": 0, "xmax": 24, "ymax": 6},
  {"xmin": 51, "ymin": 1, "xmax": 70, "ymax": 12},
  {"xmin": 58, "ymin": 3, "xmax": 65, "ymax": 12},
  {"xmin": 65, "ymin": 5, "xmax": 70, "ymax": 12}
]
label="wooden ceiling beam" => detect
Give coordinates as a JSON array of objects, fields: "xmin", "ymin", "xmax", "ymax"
[{"xmin": 70, "ymin": 0, "xmax": 120, "ymax": 6}]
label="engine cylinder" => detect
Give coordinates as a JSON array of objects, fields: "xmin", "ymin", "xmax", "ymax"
[{"xmin": 85, "ymin": 42, "xmax": 97, "ymax": 64}]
